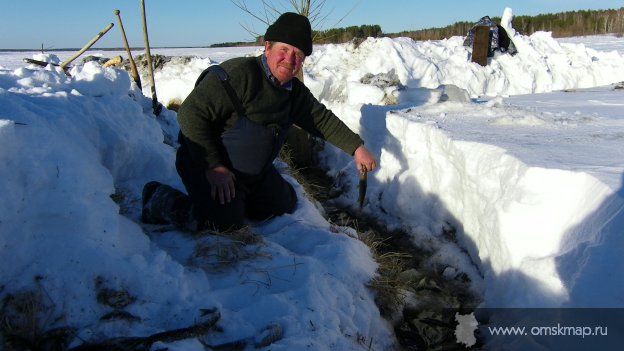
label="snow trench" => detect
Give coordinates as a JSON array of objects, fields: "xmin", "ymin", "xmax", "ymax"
[{"xmin": 366, "ymin": 110, "xmax": 622, "ymax": 307}]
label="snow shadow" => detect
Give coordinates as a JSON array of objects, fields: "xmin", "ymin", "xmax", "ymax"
[
  {"xmin": 359, "ymin": 103, "xmax": 485, "ymax": 293},
  {"xmin": 359, "ymin": 103, "xmax": 410, "ymax": 171},
  {"xmin": 556, "ymin": 173, "xmax": 624, "ymax": 307}
]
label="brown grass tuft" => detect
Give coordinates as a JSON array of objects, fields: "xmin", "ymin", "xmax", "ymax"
[
  {"xmin": 188, "ymin": 226, "xmax": 268, "ymax": 273},
  {"xmin": 359, "ymin": 230, "xmax": 414, "ymax": 316}
]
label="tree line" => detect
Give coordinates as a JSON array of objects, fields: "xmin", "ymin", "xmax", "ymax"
[
  {"xmin": 210, "ymin": 7, "xmax": 624, "ymax": 47},
  {"xmin": 313, "ymin": 25, "xmax": 383, "ymax": 44},
  {"xmin": 210, "ymin": 24, "xmax": 383, "ymax": 47},
  {"xmin": 387, "ymin": 7, "xmax": 624, "ymax": 41}
]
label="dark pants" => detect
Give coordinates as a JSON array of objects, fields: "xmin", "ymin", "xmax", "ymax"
[{"xmin": 175, "ymin": 146, "xmax": 297, "ymax": 231}]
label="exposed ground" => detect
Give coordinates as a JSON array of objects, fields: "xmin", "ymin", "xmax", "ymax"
[{"xmin": 287, "ymin": 144, "xmax": 484, "ymax": 350}]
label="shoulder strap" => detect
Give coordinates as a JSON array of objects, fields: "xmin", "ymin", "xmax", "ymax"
[{"xmin": 195, "ymin": 65, "xmax": 246, "ymax": 117}]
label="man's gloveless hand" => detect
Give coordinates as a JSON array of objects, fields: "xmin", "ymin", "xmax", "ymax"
[{"xmin": 205, "ymin": 166, "xmax": 236, "ymax": 204}]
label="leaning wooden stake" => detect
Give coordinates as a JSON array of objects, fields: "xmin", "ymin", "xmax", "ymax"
[
  {"xmin": 113, "ymin": 9, "xmax": 142, "ymax": 89},
  {"xmin": 140, "ymin": 0, "xmax": 162, "ymax": 115},
  {"xmin": 23, "ymin": 58, "xmax": 61, "ymax": 68},
  {"xmin": 59, "ymin": 23, "xmax": 114, "ymax": 71}
]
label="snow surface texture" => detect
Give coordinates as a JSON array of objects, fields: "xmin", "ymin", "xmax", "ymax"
[{"xmin": 1, "ymin": 7, "xmax": 624, "ymax": 350}]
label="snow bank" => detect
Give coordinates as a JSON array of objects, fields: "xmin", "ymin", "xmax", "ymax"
[
  {"xmin": 305, "ymin": 27, "xmax": 624, "ymax": 101},
  {"xmin": 0, "ymin": 62, "xmax": 395, "ymax": 349}
]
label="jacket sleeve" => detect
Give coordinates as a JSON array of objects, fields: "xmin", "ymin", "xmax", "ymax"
[
  {"xmin": 177, "ymin": 70, "xmax": 234, "ymax": 170},
  {"xmin": 291, "ymin": 82, "xmax": 363, "ymax": 155}
]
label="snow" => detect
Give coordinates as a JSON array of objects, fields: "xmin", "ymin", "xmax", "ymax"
[{"xmin": 1, "ymin": 8, "xmax": 624, "ymax": 349}]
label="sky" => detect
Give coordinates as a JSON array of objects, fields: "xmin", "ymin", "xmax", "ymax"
[
  {"xmin": 1, "ymin": 16, "xmax": 624, "ymax": 349},
  {"xmin": 1, "ymin": 0, "xmax": 623, "ymax": 49}
]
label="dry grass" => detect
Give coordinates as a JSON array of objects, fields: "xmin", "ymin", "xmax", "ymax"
[
  {"xmin": 196, "ymin": 225, "xmax": 263, "ymax": 245},
  {"xmin": 94, "ymin": 276, "xmax": 137, "ymax": 310},
  {"xmin": 278, "ymin": 144, "xmax": 327, "ymax": 201},
  {"xmin": 2, "ymin": 291, "xmax": 46, "ymax": 341},
  {"xmin": 1, "ymin": 280, "xmax": 74, "ymax": 350},
  {"xmin": 188, "ymin": 226, "xmax": 269, "ymax": 273},
  {"xmin": 358, "ymin": 230, "xmax": 415, "ymax": 316},
  {"xmin": 326, "ymin": 214, "xmax": 415, "ymax": 317}
]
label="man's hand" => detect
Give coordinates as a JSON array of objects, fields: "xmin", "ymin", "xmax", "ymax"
[
  {"xmin": 353, "ymin": 145, "xmax": 377, "ymax": 173},
  {"xmin": 205, "ymin": 166, "xmax": 236, "ymax": 204}
]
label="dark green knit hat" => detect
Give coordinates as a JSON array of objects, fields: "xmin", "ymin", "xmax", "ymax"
[{"xmin": 264, "ymin": 12, "xmax": 312, "ymax": 56}]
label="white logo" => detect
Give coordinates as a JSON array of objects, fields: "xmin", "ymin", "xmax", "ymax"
[{"xmin": 455, "ymin": 312, "xmax": 478, "ymax": 347}]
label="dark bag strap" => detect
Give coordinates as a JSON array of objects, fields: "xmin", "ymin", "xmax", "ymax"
[{"xmin": 195, "ymin": 65, "xmax": 246, "ymax": 117}]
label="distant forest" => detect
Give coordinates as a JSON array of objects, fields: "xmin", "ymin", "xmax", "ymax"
[
  {"xmin": 389, "ymin": 7, "xmax": 624, "ymax": 41},
  {"xmin": 211, "ymin": 7, "xmax": 624, "ymax": 47}
]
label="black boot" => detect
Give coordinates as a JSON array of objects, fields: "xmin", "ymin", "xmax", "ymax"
[
  {"xmin": 141, "ymin": 181, "xmax": 195, "ymax": 230},
  {"xmin": 142, "ymin": 181, "xmax": 167, "ymax": 224}
]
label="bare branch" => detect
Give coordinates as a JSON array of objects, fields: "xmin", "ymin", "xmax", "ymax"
[
  {"xmin": 231, "ymin": 0, "xmax": 361, "ymax": 41},
  {"xmin": 231, "ymin": 0, "xmax": 272, "ymax": 25}
]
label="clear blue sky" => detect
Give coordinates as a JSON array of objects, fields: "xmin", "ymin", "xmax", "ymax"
[{"xmin": 1, "ymin": 0, "xmax": 622, "ymax": 49}]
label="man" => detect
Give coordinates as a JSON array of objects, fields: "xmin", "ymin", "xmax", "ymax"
[{"xmin": 142, "ymin": 12, "xmax": 376, "ymax": 231}]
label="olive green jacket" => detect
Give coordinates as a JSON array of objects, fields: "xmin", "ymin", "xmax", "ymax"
[{"xmin": 177, "ymin": 55, "xmax": 363, "ymax": 170}]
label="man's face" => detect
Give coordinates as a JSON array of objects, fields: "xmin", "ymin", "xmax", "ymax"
[{"xmin": 264, "ymin": 41, "xmax": 305, "ymax": 85}]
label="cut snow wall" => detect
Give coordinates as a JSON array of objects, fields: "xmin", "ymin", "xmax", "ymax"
[{"xmin": 378, "ymin": 111, "xmax": 617, "ymax": 307}]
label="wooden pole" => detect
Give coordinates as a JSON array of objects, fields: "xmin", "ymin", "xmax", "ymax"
[
  {"xmin": 24, "ymin": 58, "xmax": 60, "ymax": 67},
  {"xmin": 59, "ymin": 23, "xmax": 114, "ymax": 71},
  {"xmin": 113, "ymin": 9, "xmax": 142, "ymax": 90},
  {"xmin": 140, "ymin": 0, "xmax": 162, "ymax": 115}
]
